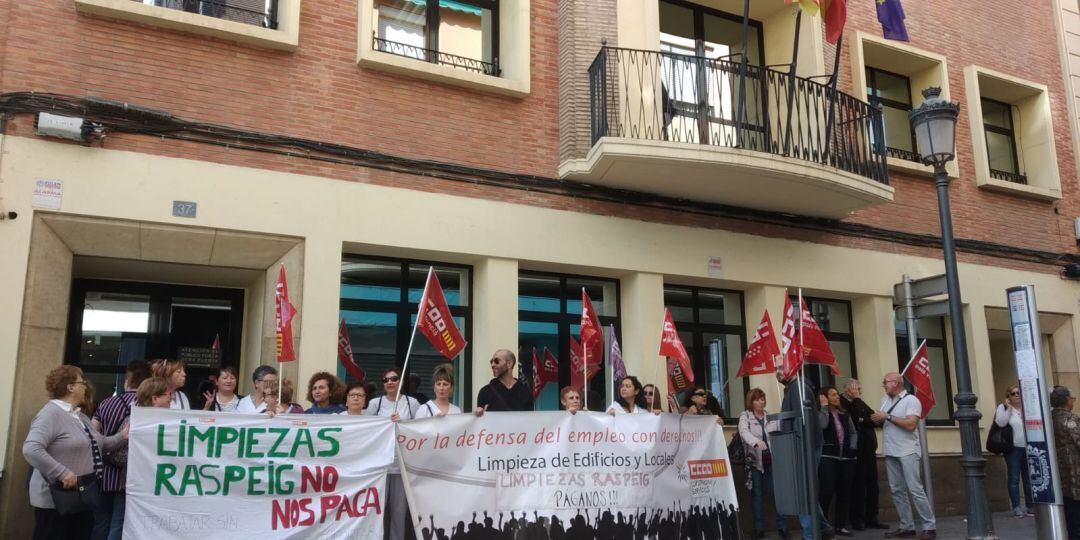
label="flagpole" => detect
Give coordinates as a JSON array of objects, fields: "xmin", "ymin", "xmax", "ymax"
[
  {"xmin": 782, "ymin": 4, "xmax": 804, "ymax": 156},
  {"xmin": 796, "ymin": 287, "xmax": 820, "ymax": 539},
  {"xmin": 821, "ymin": 33, "xmax": 843, "ymax": 163},
  {"xmin": 583, "ymin": 336, "xmax": 589, "ymax": 412},
  {"xmin": 395, "ymin": 266, "xmax": 431, "ymax": 416},
  {"xmin": 904, "ymin": 273, "xmax": 936, "ymax": 508}
]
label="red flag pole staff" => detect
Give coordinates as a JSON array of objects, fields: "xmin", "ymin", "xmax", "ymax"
[{"xmin": 396, "ymin": 267, "xmax": 469, "ymax": 416}]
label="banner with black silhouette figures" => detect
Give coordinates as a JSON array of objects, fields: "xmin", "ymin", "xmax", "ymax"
[
  {"xmin": 124, "ymin": 408, "xmax": 394, "ymax": 540},
  {"xmin": 397, "ymin": 412, "xmax": 739, "ymax": 539}
]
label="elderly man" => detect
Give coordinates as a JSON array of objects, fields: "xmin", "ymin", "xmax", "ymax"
[
  {"xmin": 1051, "ymin": 385, "xmax": 1080, "ymax": 539},
  {"xmin": 840, "ymin": 379, "xmax": 889, "ymax": 531},
  {"xmin": 871, "ymin": 372, "xmax": 935, "ymax": 540}
]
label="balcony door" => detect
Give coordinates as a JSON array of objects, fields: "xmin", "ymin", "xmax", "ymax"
[{"xmin": 658, "ymin": 0, "xmax": 765, "ymax": 148}]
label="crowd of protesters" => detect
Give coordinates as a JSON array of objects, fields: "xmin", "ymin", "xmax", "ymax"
[{"xmin": 28, "ymin": 347, "xmax": 1080, "ymax": 540}]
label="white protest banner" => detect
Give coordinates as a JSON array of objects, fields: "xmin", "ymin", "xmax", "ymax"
[
  {"xmin": 397, "ymin": 412, "xmax": 739, "ymax": 538},
  {"xmin": 124, "ymin": 408, "xmax": 394, "ymax": 539}
]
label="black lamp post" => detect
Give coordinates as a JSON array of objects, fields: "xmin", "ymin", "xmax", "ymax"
[{"xmin": 909, "ymin": 87, "xmax": 996, "ymax": 539}]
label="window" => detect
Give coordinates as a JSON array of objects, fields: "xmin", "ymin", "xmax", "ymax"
[
  {"xmin": 895, "ymin": 317, "xmax": 954, "ymax": 424},
  {"xmin": 340, "ymin": 257, "xmax": 472, "ymax": 408},
  {"xmin": 866, "ymin": 67, "xmax": 918, "ymax": 162},
  {"xmin": 664, "ymin": 286, "xmax": 745, "ymax": 420},
  {"xmin": 76, "ymin": 0, "xmax": 298, "ymax": 51},
  {"xmin": 144, "ymin": 0, "xmax": 278, "ymax": 28},
  {"xmin": 518, "ymin": 272, "xmax": 619, "ymax": 412},
  {"xmin": 658, "ymin": 0, "xmax": 766, "ymax": 148},
  {"xmin": 788, "ymin": 295, "xmax": 857, "ymax": 393},
  {"xmin": 373, "ymin": 0, "xmax": 499, "ymax": 76},
  {"xmin": 980, "ymin": 98, "xmax": 1025, "ymax": 184},
  {"xmin": 964, "ymin": 66, "xmax": 1060, "ymax": 200},
  {"xmin": 850, "ymin": 31, "xmax": 954, "ymax": 177}
]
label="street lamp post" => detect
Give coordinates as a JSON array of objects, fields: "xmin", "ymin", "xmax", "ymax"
[{"xmin": 908, "ymin": 87, "xmax": 996, "ymax": 539}]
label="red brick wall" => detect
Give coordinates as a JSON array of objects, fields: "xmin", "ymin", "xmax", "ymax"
[
  {"xmin": 837, "ymin": 0, "xmax": 1080, "ymax": 256},
  {"xmin": 0, "ymin": 0, "xmax": 1076, "ymax": 273}
]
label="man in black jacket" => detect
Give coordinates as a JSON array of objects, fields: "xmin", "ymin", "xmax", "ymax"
[{"xmin": 839, "ymin": 379, "xmax": 890, "ymax": 531}]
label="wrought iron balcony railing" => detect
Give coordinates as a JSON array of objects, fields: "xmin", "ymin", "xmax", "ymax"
[
  {"xmin": 147, "ymin": 0, "xmax": 278, "ymax": 29},
  {"xmin": 588, "ymin": 47, "xmax": 889, "ymax": 186},
  {"xmin": 886, "ymin": 147, "xmax": 921, "ymax": 163},
  {"xmin": 990, "ymin": 168, "xmax": 1028, "ymax": 185},
  {"xmin": 373, "ymin": 35, "xmax": 500, "ymax": 77}
]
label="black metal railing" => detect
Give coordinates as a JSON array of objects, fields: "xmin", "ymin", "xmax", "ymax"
[
  {"xmin": 147, "ymin": 0, "xmax": 278, "ymax": 29},
  {"xmin": 886, "ymin": 147, "xmax": 921, "ymax": 163},
  {"xmin": 990, "ymin": 168, "xmax": 1028, "ymax": 184},
  {"xmin": 373, "ymin": 35, "xmax": 500, "ymax": 76},
  {"xmin": 589, "ymin": 47, "xmax": 889, "ymax": 185}
]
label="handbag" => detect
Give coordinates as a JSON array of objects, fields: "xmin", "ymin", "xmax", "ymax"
[
  {"xmin": 986, "ymin": 420, "xmax": 1013, "ymax": 455},
  {"xmin": 49, "ymin": 473, "xmax": 102, "ymax": 516},
  {"xmin": 727, "ymin": 430, "xmax": 746, "ymax": 463}
]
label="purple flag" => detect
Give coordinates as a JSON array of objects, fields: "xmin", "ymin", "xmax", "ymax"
[
  {"xmin": 877, "ymin": 0, "xmax": 909, "ymax": 42},
  {"xmin": 610, "ymin": 325, "xmax": 627, "ymax": 396}
]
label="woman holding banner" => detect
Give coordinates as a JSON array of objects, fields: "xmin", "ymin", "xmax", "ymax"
[
  {"xmin": 560, "ymin": 386, "xmax": 583, "ymax": 413},
  {"xmin": 738, "ymin": 388, "xmax": 787, "ymax": 540},
  {"xmin": 365, "ymin": 366, "xmax": 419, "ymax": 540},
  {"xmin": 416, "ymin": 364, "xmax": 461, "ymax": 418},
  {"xmin": 23, "ymin": 366, "xmax": 129, "ymax": 540},
  {"xmin": 607, "ymin": 376, "xmax": 647, "ymax": 415},
  {"xmin": 339, "ymin": 381, "xmax": 367, "ymax": 415},
  {"xmin": 304, "ymin": 372, "xmax": 346, "ymax": 414},
  {"xmin": 642, "ymin": 384, "xmax": 664, "ymax": 413}
]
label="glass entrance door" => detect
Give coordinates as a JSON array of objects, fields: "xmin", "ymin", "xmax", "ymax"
[{"xmin": 65, "ymin": 280, "xmax": 244, "ymax": 409}]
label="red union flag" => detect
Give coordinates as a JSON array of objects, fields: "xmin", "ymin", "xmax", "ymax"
[
  {"xmin": 798, "ymin": 298, "xmax": 840, "ymax": 375},
  {"xmin": 417, "ymin": 268, "xmax": 467, "ymax": 360},
  {"xmin": 337, "ymin": 319, "xmax": 366, "ymax": 383},
  {"xmin": 540, "ymin": 347, "xmax": 560, "ymax": 384},
  {"xmin": 275, "ymin": 264, "xmax": 297, "ymax": 362},
  {"xmin": 738, "ymin": 310, "xmax": 780, "ymax": 378},
  {"xmin": 579, "ymin": 288, "xmax": 603, "ymax": 354},
  {"xmin": 569, "ymin": 336, "xmax": 601, "ymax": 389},
  {"xmin": 659, "ymin": 309, "xmax": 695, "ymax": 393},
  {"xmin": 531, "ymin": 348, "xmax": 544, "ymax": 399},
  {"xmin": 901, "ymin": 340, "xmax": 936, "ymax": 419}
]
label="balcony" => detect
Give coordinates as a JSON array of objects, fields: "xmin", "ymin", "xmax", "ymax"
[{"xmin": 559, "ymin": 47, "xmax": 894, "ymax": 219}]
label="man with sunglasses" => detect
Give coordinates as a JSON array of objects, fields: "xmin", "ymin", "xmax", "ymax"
[{"xmin": 475, "ymin": 349, "xmax": 533, "ymax": 414}]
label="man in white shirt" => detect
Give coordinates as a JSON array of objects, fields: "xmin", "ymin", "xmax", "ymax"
[{"xmin": 871, "ymin": 372, "xmax": 936, "ymax": 540}]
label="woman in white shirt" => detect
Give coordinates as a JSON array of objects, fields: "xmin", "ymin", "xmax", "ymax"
[
  {"xmin": 363, "ymin": 367, "xmax": 420, "ymax": 540},
  {"xmin": 152, "ymin": 359, "xmax": 190, "ymax": 410},
  {"xmin": 416, "ymin": 364, "xmax": 461, "ymax": 418},
  {"xmin": 995, "ymin": 384, "xmax": 1033, "ymax": 518},
  {"xmin": 607, "ymin": 376, "xmax": 647, "ymax": 415}
]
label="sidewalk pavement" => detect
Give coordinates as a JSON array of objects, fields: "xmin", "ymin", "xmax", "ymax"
[{"xmin": 759, "ymin": 511, "xmax": 1038, "ymax": 539}]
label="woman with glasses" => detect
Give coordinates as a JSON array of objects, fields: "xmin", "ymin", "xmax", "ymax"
[
  {"xmin": 738, "ymin": 388, "xmax": 786, "ymax": 540},
  {"xmin": 642, "ymin": 384, "xmax": 664, "ymax": 413},
  {"xmin": 607, "ymin": 376, "xmax": 647, "ymax": 415},
  {"xmin": 304, "ymin": 372, "xmax": 346, "ymax": 414},
  {"xmin": 339, "ymin": 382, "xmax": 368, "ymax": 416},
  {"xmin": 265, "ymin": 379, "xmax": 305, "ymax": 416},
  {"xmin": 683, "ymin": 387, "xmax": 710, "ymax": 415},
  {"xmin": 23, "ymin": 366, "xmax": 129, "ymax": 540},
  {"xmin": 364, "ymin": 366, "xmax": 420, "ymax": 540},
  {"xmin": 236, "ymin": 365, "xmax": 278, "ymax": 414},
  {"xmin": 136, "ymin": 377, "xmax": 173, "ymax": 408},
  {"xmin": 416, "ymin": 364, "xmax": 461, "ymax": 418},
  {"xmin": 995, "ymin": 384, "xmax": 1033, "ymax": 518}
]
